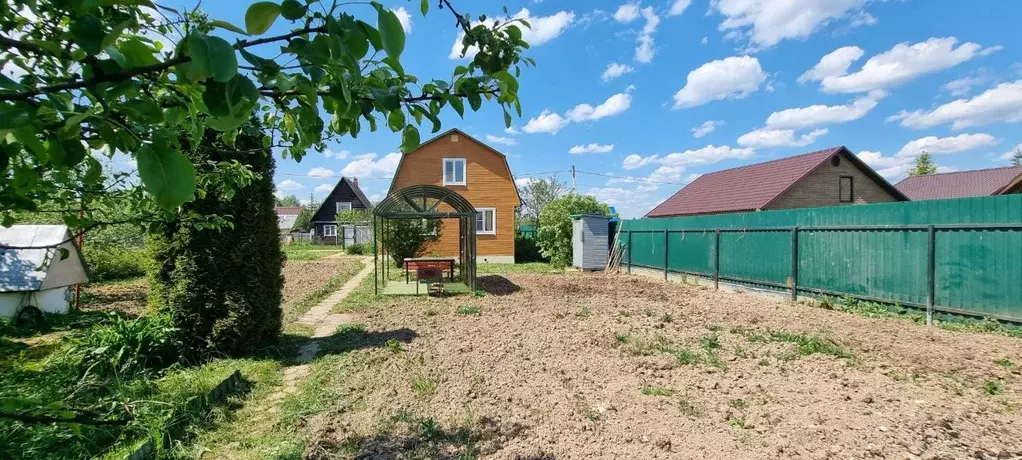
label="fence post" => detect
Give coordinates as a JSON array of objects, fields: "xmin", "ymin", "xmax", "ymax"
[
  {"xmin": 626, "ymin": 230, "xmax": 632, "ymax": 274},
  {"xmin": 790, "ymin": 227, "xmax": 799, "ymax": 302},
  {"xmin": 663, "ymin": 230, "xmax": 669, "ymax": 281},
  {"xmin": 714, "ymin": 228, "xmax": 720, "ymax": 290},
  {"xmin": 926, "ymin": 224, "xmax": 935, "ymax": 326}
]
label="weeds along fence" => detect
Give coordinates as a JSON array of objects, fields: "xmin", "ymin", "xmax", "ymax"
[{"xmin": 619, "ymin": 194, "xmax": 1022, "ymax": 324}]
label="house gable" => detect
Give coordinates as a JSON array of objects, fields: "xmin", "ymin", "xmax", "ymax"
[
  {"xmin": 765, "ymin": 148, "xmax": 905, "ymax": 210},
  {"xmin": 311, "ymin": 177, "xmax": 371, "ymax": 223}
]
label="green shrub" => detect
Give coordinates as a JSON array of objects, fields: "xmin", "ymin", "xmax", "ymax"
[
  {"xmin": 345, "ymin": 242, "xmax": 369, "ymax": 255},
  {"xmin": 83, "ymin": 246, "xmax": 148, "ymax": 282},
  {"xmin": 514, "ymin": 234, "xmax": 546, "ymax": 263},
  {"xmin": 382, "ymin": 217, "xmax": 441, "ymax": 268},
  {"xmin": 148, "ymin": 124, "xmax": 284, "ymax": 357},
  {"xmin": 536, "ymin": 194, "xmax": 611, "ymax": 267},
  {"xmin": 58, "ymin": 313, "xmax": 181, "ymax": 378}
]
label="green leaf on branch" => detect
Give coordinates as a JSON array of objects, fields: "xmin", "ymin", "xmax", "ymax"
[
  {"xmin": 376, "ymin": 6, "xmax": 405, "ymax": 59},
  {"xmin": 70, "ymin": 15, "xmax": 105, "ymax": 55},
  {"xmin": 202, "ymin": 75, "xmax": 260, "ymax": 131},
  {"xmin": 119, "ymin": 99, "xmax": 164, "ymax": 123},
  {"xmin": 420, "ymin": 0, "xmax": 429, "ymax": 15},
  {"xmin": 245, "ymin": 2, "xmax": 281, "ymax": 35},
  {"xmin": 448, "ymin": 95, "xmax": 465, "ymax": 118},
  {"xmin": 137, "ymin": 140, "xmax": 196, "ymax": 210},
  {"xmin": 399, "ymin": 124, "xmax": 420, "ymax": 153},
  {"xmin": 49, "ymin": 139, "xmax": 86, "ymax": 168},
  {"xmin": 358, "ymin": 20, "xmax": 383, "ymax": 51},
  {"xmin": 188, "ymin": 34, "xmax": 238, "ymax": 82},
  {"xmin": 0, "ymin": 103, "xmax": 36, "ymax": 132},
  {"xmin": 210, "ymin": 19, "xmax": 249, "ymax": 35},
  {"xmin": 387, "ymin": 109, "xmax": 405, "ymax": 132},
  {"xmin": 280, "ymin": 0, "xmax": 307, "ymax": 20},
  {"xmin": 240, "ymin": 49, "xmax": 279, "ymax": 74}
]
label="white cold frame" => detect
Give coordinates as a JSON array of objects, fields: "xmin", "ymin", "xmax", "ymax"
[
  {"xmin": 443, "ymin": 158, "xmax": 467, "ymax": 186},
  {"xmin": 336, "ymin": 201, "xmax": 352, "ymax": 212},
  {"xmin": 476, "ymin": 208, "xmax": 496, "ymax": 235},
  {"xmin": 324, "ymin": 224, "xmax": 338, "ymax": 237}
]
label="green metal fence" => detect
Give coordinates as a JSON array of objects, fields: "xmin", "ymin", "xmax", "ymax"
[{"xmin": 619, "ymin": 195, "xmax": 1022, "ymax": 323}]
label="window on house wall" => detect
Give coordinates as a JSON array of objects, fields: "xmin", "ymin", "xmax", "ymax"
[
  {"xmin": 324, "ymin": 224, "xmax": 337, "ymax": 237},
  {"xmin": 443, "ymin": 158, "xmax": 466, "ymax": 186},
  {"xmin": 476, "ymin": 208, "xmax": 495, "ymax": 235},
  {"xmin": 839, "ymin": 176, "xmax": 854, "ymax": 203},
  {"xmin": 336, "ymin": 201, "xmax": 352, "ymax": 212}
]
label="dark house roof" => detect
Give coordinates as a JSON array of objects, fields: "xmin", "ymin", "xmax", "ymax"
[
  {"xmin": 310, "ymin": 176, "xmax": 372, "ymax": 223},
  {"xmin": 895, "ymin": 166, "xmax": 1022, "ymax": 201},
  {"xmin": 646, "ymin": 146, "xmax": 908, "ymax": 218}
]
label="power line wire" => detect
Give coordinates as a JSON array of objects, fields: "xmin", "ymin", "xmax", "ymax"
[{"xmin": 575, "ymin": 169, "xmax": 686, "ymax": 185}]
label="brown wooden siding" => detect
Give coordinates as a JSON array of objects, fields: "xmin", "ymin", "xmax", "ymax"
[
  {"xmin": 768, "ymin": 153, "xmax": 899, "ymax": 210},
  {"xmin": 389, "ymin": 132, "xmax": 520, "ymax": 258}
]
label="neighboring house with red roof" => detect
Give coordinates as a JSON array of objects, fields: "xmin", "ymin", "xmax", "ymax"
[
  {"xmin": 646, "ymin": 146, "xmax": 908, "ymax": 218},
  {"xmin": 894, "ymin": 166, "xmax": 1022, "ymax": 201}
]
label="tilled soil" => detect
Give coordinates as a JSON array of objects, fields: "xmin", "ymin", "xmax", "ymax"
[
  {"xmin": 303, "ymin": 273, "xmax": 1022, "ymax": 460},
  {"xmin": 282, "ymin": 258, "xmax": 364, "ymax": 307}
]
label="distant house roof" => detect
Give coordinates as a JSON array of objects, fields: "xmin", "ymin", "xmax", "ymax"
[
  {"xmin": 895, "ymin": 166, "xmax": 1022, "ymax": 201},
  {"xmin": 0, "ymin": 225, "xmax": 88, "ymax": 292},
  {"xmin": 274, "ymin": 206, "xmax": 303, "ymax": 231},
  {"xmin": 309, "ymin": 176, "xmax": 372, "ymax": 222},
  {"xmin": 646, "ymin": 146, "xmax": 908, "ymax": 218}
]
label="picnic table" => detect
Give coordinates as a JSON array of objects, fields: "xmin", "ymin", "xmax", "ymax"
[{"xmin": 404, "ymin": 257, "xmax": 456, "ymax": 283}]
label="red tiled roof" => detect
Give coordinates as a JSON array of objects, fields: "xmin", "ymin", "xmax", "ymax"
[
  {"xmin": 274, "ymin": 206, "xmax": 303, "ymax": 215},
  {"xmin": 645, "ymin": 146, "xmax": 906, "ymax": 217},
  {"xmin": 895, "ymin": 166, "xmax": 1022, "ymax": 201}
]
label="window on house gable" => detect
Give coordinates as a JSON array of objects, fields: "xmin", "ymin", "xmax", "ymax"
[
  {"xmin": 336, "ymin": 201, "xmax": 352, "ymax": 213},
  {"xmin": 443, "ymin": 158, "xmax": 466, "ymax": 186},
  {"xmin": 839, "ymin": 176, "xmax": 854, "ymax": 203},
  {"xmin": 476, "ymin": 208, "xmax": 495, "ymax": 235}
]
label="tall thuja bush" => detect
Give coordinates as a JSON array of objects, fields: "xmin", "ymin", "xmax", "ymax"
[
  {"xmin": 148, "ymin": 123, "xmax": 284, "ymax": 356},
  {"xmin": 536, "ymin": 194, "xmax": 611, "ymax": 267}
]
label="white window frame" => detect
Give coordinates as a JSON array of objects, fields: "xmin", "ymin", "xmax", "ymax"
[
  {"xmin": 323, "ymin": 224, "xmax": 338, "ymax": 237},
  {"xmin": 336, "ymin": 201, "xmax": 352, "ymax": 212},
  {"xmin": 443, "ymin": 158, "xmax": 467, "ymax": 186},
  {"xmin": 476, "ymin": 208, "xmax": 496, "ymax": 235}
]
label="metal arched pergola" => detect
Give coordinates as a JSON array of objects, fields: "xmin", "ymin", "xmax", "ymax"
[{"xmin": 373, "ymin": 185, "xmax": 478, "ymax": 294}]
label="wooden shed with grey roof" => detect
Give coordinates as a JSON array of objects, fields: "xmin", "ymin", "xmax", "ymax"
[{"xmin": 572, "ymin": 214, "xmax": 614, "ymax": 270}]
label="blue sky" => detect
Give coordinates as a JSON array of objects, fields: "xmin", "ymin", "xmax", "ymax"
[{"xmin": 167, "ymin": 0, "xmax": 1022, "ymax": 217}]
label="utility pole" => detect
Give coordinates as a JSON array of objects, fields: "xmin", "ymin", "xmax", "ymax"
[{"xmin": 571, "ymin": 164, "xmax": 576, "ymax": 192}]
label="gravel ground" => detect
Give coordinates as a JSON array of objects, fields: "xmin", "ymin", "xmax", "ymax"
[{"xmin": 302, "ymin": 273, "xmax": 1022, "ymax": 460}]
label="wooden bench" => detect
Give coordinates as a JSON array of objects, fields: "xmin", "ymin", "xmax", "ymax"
[{"xmin": 404, "ymin": 257, "xmax": 456, "ymax": 283}]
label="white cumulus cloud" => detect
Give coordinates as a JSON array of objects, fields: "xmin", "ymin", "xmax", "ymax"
[
  {"xmin": 323, "ymin": 148, "xmax": 349, "ymax": 159},
  {"xmin": 613, "ymin": 3, "xmax": 640, "ymax": 23},
  {"xmin": 737, "ymin": 128, "xmax": 829, "ymax": 148},
  {"xmin": 712, "ymin": 0, "xmax": 872, "ymax": 50},
  {"xmin": 623, "ymin": 154, "xmax": 659, "ymax": 170},
  {"xmin": 450, "ymin": 9, "xmax": 575, "ymax": 59},
  {"xmin": 485, "ymin": 134, "xmax": 518, "ymax": 146},
  {"xmin": 308, "ymin": 167, "xmax": 337, "ymax": 179},
  {"xmin": 601, "ymin": 62, "xmax": 634, "ymax": 82},
  {"xmin": 802, "ymin": 37, "xmax": 996, "ymax": 94},
  {"xmin": 277, "ymin": 179, "xmax": 304, "ymax": 191},
  {"xmin": 634, "ymin": 7, "xmax": 660, "ymax": 63},
  {"xmin": 764, "ymin": 90, "xmax": 885, "ymax": 130},
  {"xmin": 392, "ymin": 7, "xmax": 412, "ymax": 34},
  {"xmin": 314, "ymin": 183, "xmax": 334, "ymax": 193},
  {"xmin": 888, "ymin": 80, "xmax": 1022, "ymax": 130},
  {"xmin": 623, "ymin": 145, "xmax": 755, "ymax": 170},
  {"xmin": 522, "ymin": 110, "xmax": 569, "ymax": 134},
  {"xmin": 672, "ymin": 56, "xmax": 767, "ymax": 109},
  {"xmin": 566, "ymin": 92, "xmax": 633, "ymax": 122},
  {"xmin": 668, "ymin": 0, "xmax": 692, "ymax": 16},
  {"xmin": 897, "ymin": 133, "xmax": 998, "ymax": 157},
  {"xmin": 569, "ymin": 143, "xmax": 614, "ymax": 154},
  {"xmin": 341, "ymin": 152, "xmax": 402, "ymax": 177},
  {"xmin": 692, "ymin": 120, "xmax": 725, "ymax": 138},
  {"xmin": 856, "ymin": 150, "xmax": 914, "ymax": 181}
]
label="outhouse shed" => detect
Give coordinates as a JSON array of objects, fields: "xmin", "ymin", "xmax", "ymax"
[
  {"xmin": 571, "ymin": 214, "xmax": 612, "ymax": 270},
  {"xmin": 0, "ymin": 225, "xmax": 89, "ymax": 320}
]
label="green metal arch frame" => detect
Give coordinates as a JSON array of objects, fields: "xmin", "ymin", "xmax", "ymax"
[
  {"xmin": 373, "ymin": 184, "xmax": 478, "ymax": 295},
  {"xmin": 374, "ymin": 184, "xmax": 477, "ymax": 218}
]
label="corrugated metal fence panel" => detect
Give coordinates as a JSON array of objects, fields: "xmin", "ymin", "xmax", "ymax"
[
  {"xmin": 720, "ymin": 230, "xmax": 790, "ymax": 287},
  {"xmin": 667, "ymin": 231, "xmax": 713, "ymax": 275},
  {"xmin": 619, "ymin": 195, "xmax": 1022, "ymax": 321}
]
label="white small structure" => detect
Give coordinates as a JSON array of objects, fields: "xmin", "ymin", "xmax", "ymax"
[
  {"xmin": 572, "ymin": 214, "xmax": 612, "ymax": 271},
  {"xmin": 0, "ymin": 225, "xmax": 89, "ymax": 320}
]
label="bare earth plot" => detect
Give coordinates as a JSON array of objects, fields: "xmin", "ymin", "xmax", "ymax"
[{"xmin": 301, "ymin": 273, "xmax": 1022, "ymax": 460}]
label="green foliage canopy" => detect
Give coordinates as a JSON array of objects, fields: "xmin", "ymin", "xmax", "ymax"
[
  {"xmin": 536, "ymin": 194, "xmax": 610, "ymax": 267},
  {"xmin": 908, "ymin": 152, "xmax": 938, "ymax": 176},
  {"xmin": 0, "ymin": 0, "xmax": 532, "ymax": 240}
]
